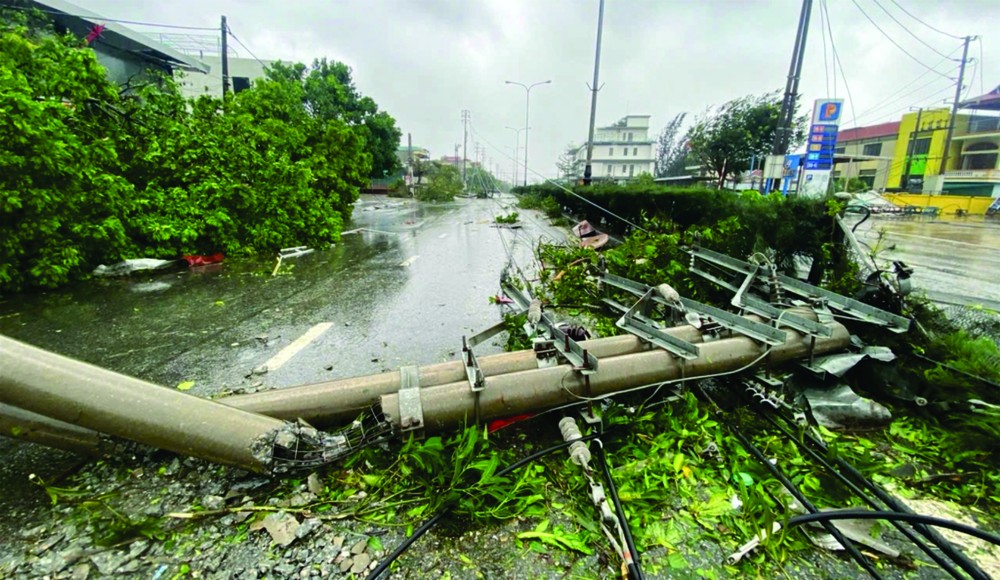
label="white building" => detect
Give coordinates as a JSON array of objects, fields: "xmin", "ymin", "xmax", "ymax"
[
  {"xmin": 570, "ymin": 115, "xmax": 655, "ymax": 181},
  {"xmin": 176, "ymin": 55, "xmax": 273, "ymax": 99}
]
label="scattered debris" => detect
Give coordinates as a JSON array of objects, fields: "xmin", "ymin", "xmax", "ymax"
[
  {"xmin": 802, "ymin": 384, "xmax": 892, "ymax": 430},
  {"xmin": 572, "ymin": 220, "xmax": 609, "ymax": 250},
  {"xmin": 182, "ymin": 253, "xmax": 225, "ymax": 267},
  {"xmin": 92, "ymin": 259, "xmax": 179, "ymax": 277}
]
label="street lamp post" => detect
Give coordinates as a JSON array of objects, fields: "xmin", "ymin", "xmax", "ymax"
[
  {"xmin": 505, "ymin": 126, "xmax": 528, "ymax": 190},
  {"xmin": 505, "ymin": 79, "xmax": 551, "ymax": 186}
]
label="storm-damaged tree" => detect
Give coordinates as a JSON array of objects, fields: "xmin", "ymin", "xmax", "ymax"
[
  {"xmin": 685, "ymin": 92, "xmax": 805, "ymax": 189},
  {"xmin": 417, "ymin": 162, "xmax": 463, "ymax": 202},
  {"xmin": 268, "ymin": 59, "xmax": 402, "ymax": 178},
  {"xmin": 654, "ymin": 113, "xmax": 688, "ymax": 178},
  {"xmin": 556, "ymin": 143, "xmax": 582, "ymax": 179}
]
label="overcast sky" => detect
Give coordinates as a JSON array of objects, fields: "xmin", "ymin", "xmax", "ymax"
[{"xmin": 80, "ymin": 0, "xmax": 999, "ymax": 182}]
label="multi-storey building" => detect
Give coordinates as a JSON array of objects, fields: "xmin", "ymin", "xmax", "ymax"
[
  {"xmin": 832, "ymin": 121, "xmax": 899, "ymax": 191},
  {"xmin": 568, "ymin": 115, "xmax": 655, "ymax": 181}
]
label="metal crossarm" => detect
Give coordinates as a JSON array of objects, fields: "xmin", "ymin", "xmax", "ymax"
[
  {"xmin": 617, "ymin": 288, "xmax": 700, "ymax": 360},
  {"xmin": 689, "ymin": 247, "xmax": 910, "ymax": 334},
  {"xmin": 501, "ymin": 279, "xmax": 599, "ymax": 373},
  {"xmin": 602, "ymin": 273, "xmax": 788, "ymax": 346}
]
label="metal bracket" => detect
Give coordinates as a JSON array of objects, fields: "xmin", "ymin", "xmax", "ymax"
[
  {"xmin": 602, "ymin": 272, "xmax": 787, "ymax": 346},
  {"xmin": 501, "ymin": 280, "xmax": 598, "ymax": 374},
  {"xmin": 462, "ymin": 336, "xmax": 487, "ymax": 425},
  {"xmin": 398, "ymin": 365, "xmax": 424, "ymax": 436},
  {"xmin": 689, "ymin": 246, "xmax": 910, "ymax": 333},
  {"xmin": 617, "ymin": 288, "xmax": 700, "ymax": 360},
  {"xmin": 467, "ymin": 319, "xmax": 507, "ymax": 349}
]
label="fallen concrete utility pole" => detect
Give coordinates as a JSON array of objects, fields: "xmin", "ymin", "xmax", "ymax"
[
  {"xmin": 0, "ymin": 335, "xmax": 375, "ymax": 475},
  {"xmin": 223, "ymin": 329, "xmax": 708, "ymax": 428},
  {"xmin": 381, "ymin": 319, "xmax": 851, "ymax": 432},
  {"xmin": 0, "ymin": 402, "xmax": 108, "ymax": 457}
]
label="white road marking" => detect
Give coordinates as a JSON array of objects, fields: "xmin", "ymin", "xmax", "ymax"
[
  {"xmin": 264, "ymin": 322, "xmax": 334, "ymax": 371},
  {"xmin": 399, "ymin": 255, "xmax": 420, "ymax": 267}
]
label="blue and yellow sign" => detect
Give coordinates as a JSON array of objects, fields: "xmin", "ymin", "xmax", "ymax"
[{"xmin": 812, "ymin": 99, "xmax": 844, "ymax": 125}]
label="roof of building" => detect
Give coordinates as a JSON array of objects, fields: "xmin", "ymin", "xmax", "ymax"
[
  {"xmin": 960, "ymin": 84, "xmax": 1000, "ymax": 111},
  {"xmin": 837, "ymin": 121, "xmax": 900, "ymax": 142},
  {"xmin": 31, "ymin": 0, "xmax": 210, "ymax": 73}
]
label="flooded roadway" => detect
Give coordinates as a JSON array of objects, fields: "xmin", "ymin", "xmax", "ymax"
[
  {"xmin": 0, "ymin": 193, "xmax": 564, "ymax": 515},
  {"xmin": 850, "ymin": 214, "xmax": 1000, "ymax": 312}
]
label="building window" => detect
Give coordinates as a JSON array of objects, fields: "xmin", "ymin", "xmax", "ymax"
[
  {"xmin": 633, "ymin": 147, "xmax": 638, "ymax": 156},
  {"xmin": 862, "ymin": 143, "xmax": 882, "ymax": 156},
  {"xmin": 629, "ymin": 164, "xmax": 635, "ymax": 177},
  {"xmin": 909, "ymin": 138, "xmax": 931, "ymax": 156},
  {"xmin": 606, "ymin": 165, "xmax": 612, "ymax": 176},
  {"xmin": 858, "ymin": 169, "xmax": 877, "ymax": 187},
  {"xmin": 609, "ymin": 147, "xmax": 614, "ymax": 156},
  {"xmin": 622, "ymin": 165, "xmax": 628, "ymax": 175},
  {"xmin": 627, "ymin": 132, "xmax": 634, "ymax": 142},
  {"xmin": 834, "ymin": 147, "xmax": 846, "ymax": 154},
  {"xmin": 623, "ymin": 148, "xmax": 628, "ymax": 156}
]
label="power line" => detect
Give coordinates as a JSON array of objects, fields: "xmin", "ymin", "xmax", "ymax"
[
  {"xmin": 468, "ymin": 120, "xmax": 647, "ymax": 233},
  {"xmin": 1, "ymin": 4, "xmax": 217, "ymax": 31},
  {"xmin": 818, "ymin": 1, "xmax": 831, "ymax": 97},
  {"xmin": 870, "ymin": 0, "xmax": 955, "ymax": 60},
  {"xmin": 848, "ymin": 0, "xmax": 954, "ymax": 80},
  {"xmin": 226, "ymin": 28, "xmax": 268, "ymax": 69},
  {"xmin": 846, "ymin": 46, "xmax": 961, "ymax": 123},
  {"xmin": 824, "ymin": 0, "xmax": 858, "ymax": 129},
  {"xmin": 887, "ymin": 0, "xmax": 964, "ymax": 40},
  {"xmin": 820, "ymin": 0, "xmax": 838, "ymax": 97},
  {"xmin": 852, "ymin": 74, "xmax": 955, "ymax": 124},
  {"xmin": 978, "ymin": 37, "xmax": 985, "ymax": 96}
]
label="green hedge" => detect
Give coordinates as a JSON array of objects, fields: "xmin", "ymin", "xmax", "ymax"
[{"xmin": 512, "ymin": 184, "xmax": 840, "ymax": 272}]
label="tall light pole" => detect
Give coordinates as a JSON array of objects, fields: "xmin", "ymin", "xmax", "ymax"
[
  {"xmin": 506, "ymin": 79, "xmax": 551, "ymax": 186},
  {"xmin": 505, "ymin": 126, "xmax": 527, "ymax": 189}
]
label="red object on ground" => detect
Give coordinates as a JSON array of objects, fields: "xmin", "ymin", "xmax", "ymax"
[
  {"xmin": 493, "ymin": 294, "xmax": 514, "ymax": 305},
  {"xmin": 182, "ymin": 253, "xmax": 225, "ymax": 267},
  {"xmin": 487, "ymin": 413, "xmax": 536, "ymax": 433}
]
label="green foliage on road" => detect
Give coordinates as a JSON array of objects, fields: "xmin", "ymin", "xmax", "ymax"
[
  {"xmin": 0, "ymin": 11, "xmax": 396, "ymax": 294},
  {"xmin": 417, "ymin": 164, "xmax": 463, "ymax": 202}
]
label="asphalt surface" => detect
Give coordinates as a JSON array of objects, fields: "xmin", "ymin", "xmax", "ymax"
[
  {"xmin": 851, "ymin": 214, "xmax": 1000, "ymax": 312},
  {"xmin": 0, "ymin": 193, "xmax": 565, "ymax": 518}
]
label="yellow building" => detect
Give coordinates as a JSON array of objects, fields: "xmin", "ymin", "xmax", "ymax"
[
  {"xmin": 885, "ymin": 108, "xmax": 957, "ymax": 191},
  {"xmin": 886, "ymin": 87, "xmax": 1000, "ymax": 198}
]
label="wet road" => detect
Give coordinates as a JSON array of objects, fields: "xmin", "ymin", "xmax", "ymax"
[
  {"xmin": 0, "ymin": 194, "xmax": 564, "ymax": 509},
  {"xmin": 850, "ymin": 215, "xmax": 1000, "ymax": 311}
]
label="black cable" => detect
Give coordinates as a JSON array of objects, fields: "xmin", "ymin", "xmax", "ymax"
[
  {"xmin": 366, "ymin": 432, "xmax": 602, "ymax": 580},
  {"xmin": 769, "ymin": 410, "xmax": 992, "ymax": 580},
  {"xmin": 697, "ymin": 387, "xmax": 883, "ymax": 579},
  {"xmin": 759, "ymin": 411, "xmax": 965, "ymax": 579},
  {"xmin": 1, "ymin": 4, "xmax": 217, "ymax": 30},
  {"xmin": 850, "ymin": 205, "xmax": 871, "ymax": 234},
  {"xmin": 226, "ymin": 29, "xmax": 269, "ymax": 69},
  {"xmin": 788, "ymin": 511, "xmax": 1000, "ymax": 547},
  {"xmin": 848, "ymin": 0, "xmax": 954, "ymax": 80},
  {"xmin": 887, "ymin": 0, "xmax": 964, "ymax": 40},
  {"xmin": 594, "ymin": 435, "xmax": 645, "ymax": 580},
  {"xmin": 870, "ymin": 0, "xmax": 954, "ymax": 60}
]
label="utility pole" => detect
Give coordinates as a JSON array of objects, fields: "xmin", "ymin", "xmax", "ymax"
[
  {"xmin": 461, "ymin": 110, "xmax": 470, "ymax": 187},
  {"xmin": 505, "ymin": 80, "xmax": 551, "ymax": 187},
  {"xmin": 407, "ymin": 133, "xmax": 413, "ymax": 173},
  {"xmin": 220, "ymin": 15, "xmax": 230, "ymax": 95},
  {"xmin": 939, "ymin": 35, "xmax": 973, "ymax": 176},
  {"xmin": 902, "ymin": 108, "xmax": 923, "ymax": 191},
  {"xmin": 583, "ymin": 0, "xmax": 606, "ymax": 186},
  {"xmin": 771, "ymin": 0, "xmax": 812, "ymax": 157}
]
